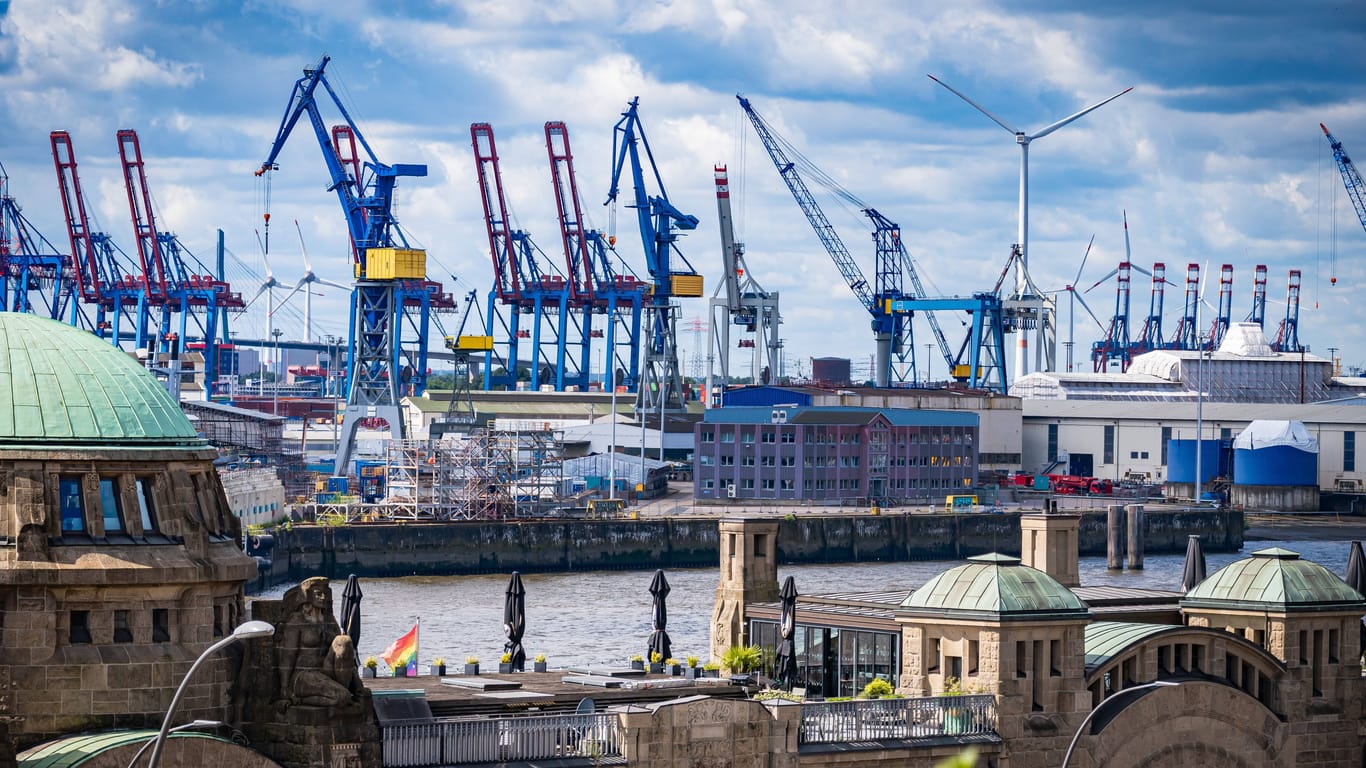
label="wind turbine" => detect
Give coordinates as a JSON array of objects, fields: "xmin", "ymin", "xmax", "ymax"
[
  {"xmin": 243, "ymin": 230, "xmax": 284, "ymax": 392},
  {"xmin": 1044, "ymin": 235, "xmax": 1104, "ymax": 372},
  {"xmin": 928, "ymin": 74, "xmax": 1132, "ymax": 379},
  {"xmin": 280, "ymin": 219, "xmax": 350, "ymax": 343}
]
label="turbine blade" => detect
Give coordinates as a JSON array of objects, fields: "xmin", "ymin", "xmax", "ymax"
[
  {"xmin": 927, "ymin": 74, "xmax": 1017, "ymax": 134},
  {"xmin": 243, "ymin": 283, "xmax": 270, "ymax": 310},
  {"xmin": 276, "ymin": 282, "xmax": 306, "ymax": 308},
  {"xmin": 1122, "ymin": 210, "xmax": 1132, "ymax": 264},
  {"xmin": 1073, "ymin": 291, "xmax": 1106, "ymax": 332},
  {"xmin": 1029, "ymin": 86, "xmax": 1133, "ymax": 140},
  {"xmin": 319, "ymin": 278, "xmax": 352, "ymax": 291},
  {"xmin": 295, "ymin": 219, "xmax": 313, "ymax": 272},
  {"xmin": 1085, "ymin": 267, "xmax": 1119, "ymax": 294},
  {"xmin": 1072, "ymin": 234, "xmax": 1095, "ymax": 287}
]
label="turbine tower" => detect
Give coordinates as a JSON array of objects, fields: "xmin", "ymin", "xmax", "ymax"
[{"xmin": 928, "ymin": 75, "xmax": 1132, "ymax": 380}]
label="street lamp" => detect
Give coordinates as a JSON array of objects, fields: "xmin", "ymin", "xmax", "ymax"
[
  {"xmin": 1060, "ymin": 680, "xmax": 1180, "ymax": 768},
  {"xmin": 141, "ymin": 620, "xmax": 275, "ymax": 768}
]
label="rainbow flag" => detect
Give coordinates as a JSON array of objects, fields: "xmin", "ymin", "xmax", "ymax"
[{"xmin": 382, "ymin": 621, "xmax": 419, "ymax": 674}]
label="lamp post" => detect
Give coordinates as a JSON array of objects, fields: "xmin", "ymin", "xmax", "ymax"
[
  {"xmin": 271, "ymin": 328, "xmax": 284, "ymax": 416},
  {"xmin": 924, "ymin": 343, "xmax": 933, "ymax": 386},
  {"xmin": 142, "ymin": 620, "xmax": 275, "ymax": 768},
  {"xmin": 1060, "ymin": 680, "xmax": 1180, "ymax": 768}
]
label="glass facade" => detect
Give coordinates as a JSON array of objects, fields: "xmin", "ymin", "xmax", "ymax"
[{"xmin": 750, "ymin": 619, "xmax": 899, "ymax": 698}]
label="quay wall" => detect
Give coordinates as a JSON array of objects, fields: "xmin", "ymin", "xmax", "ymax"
[{"xmin": 253, "ymin": 508, "xmax": 1242, "ymax": 589}]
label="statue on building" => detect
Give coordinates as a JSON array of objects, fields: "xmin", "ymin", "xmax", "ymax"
[{"xmin": 276, "ymin": 577, "xmax": 363, "ymax": 708}]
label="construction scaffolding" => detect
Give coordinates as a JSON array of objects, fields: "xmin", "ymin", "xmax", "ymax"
[
  {"xmin": 305, "ymin": 427, "xmax": 566, "ymax": 522},
  {"xmin": 180, "ymin": 400, "xmax": 310, "ymax": 499}
]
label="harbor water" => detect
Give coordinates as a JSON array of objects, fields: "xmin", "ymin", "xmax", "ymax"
[{"xmin": 254, "ymin": 538, "xmax": 1355, "ymax": 672}]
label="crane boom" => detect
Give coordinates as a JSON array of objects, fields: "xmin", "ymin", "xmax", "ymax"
[
  {"xmin": 865, "ymin": 209, "xmax": 953, "ymax": 370},
  {"xmin": 1322, "ymin": 123, "xmax": 1366, "ymax": 245},
  {"xmin": 737, "ymin": 96, "xmax": 872, "ymax": 310}
]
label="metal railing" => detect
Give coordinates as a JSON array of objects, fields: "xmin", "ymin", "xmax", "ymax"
[
  {"xmin": 383, "ymin": 711, "xmax": 621, "ymax": 767},
  {"xmin": 798, "ymin": 695, "xmax": 997, "ymax": 744}
]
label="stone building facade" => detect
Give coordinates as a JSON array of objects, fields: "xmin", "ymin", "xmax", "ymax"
[{"xmin": 0, "ymin": 314, "xmax": 259, "ymax": 752}]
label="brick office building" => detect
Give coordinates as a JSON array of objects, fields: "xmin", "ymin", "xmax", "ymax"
[{"xmin": 692, "ymin": 406, "xmax": 978, "ymax": 503}]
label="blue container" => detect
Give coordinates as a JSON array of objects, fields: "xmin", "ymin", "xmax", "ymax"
[
  {"xmin": 326, "ymin": 477, "xmax": 349, "ymax": 493},
  {"xmin": 1233, "ymin": 446, "xmax": 1317, "ymax": 486},
  {"xmin": 1167, "ymin": 439, "xmax": 1221, "ymax": 484}
]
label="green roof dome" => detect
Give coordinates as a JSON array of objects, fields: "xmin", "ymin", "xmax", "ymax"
[
  {"xmin": 900, "ymin": 553, "xmax": 1090, "ymax": 620},
  {"xmin": 0, "ymin": 314, "xmax": 200, "ymax": 446},
  {"xmin": 1182, "ymin": 547, "xmax": 1366, "ymax": 612}
]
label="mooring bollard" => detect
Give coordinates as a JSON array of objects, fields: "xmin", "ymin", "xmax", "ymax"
[
  {"xmin": 1107, "ymin": 504, "xmax": 1126, "ymax": 570},
  {"xmin": 1126, "ymin": 503, "xmax": 1145, "ymax": 570}
]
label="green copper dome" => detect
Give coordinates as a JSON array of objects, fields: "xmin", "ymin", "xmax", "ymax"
[
  {"xmin": 0, "ymin": 313, "xmax": 201, "ymax": 446},
  {"xmin": 1182, "ymin": 547, "xmax": 1366, "ymax": 612},
  {"xmin": 901, "ymin": 553, "xmax": 1090, "ymax": 621}
]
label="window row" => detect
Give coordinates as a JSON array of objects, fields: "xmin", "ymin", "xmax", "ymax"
[{"xmin": 59, "ymin": 475, "xmax": 158, "ymax": 536}]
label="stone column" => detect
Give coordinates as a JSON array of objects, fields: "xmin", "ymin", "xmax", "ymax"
[
  {"xmin": 710, "ymin": 518, "xmax": 780, "ymax": 665},
  {"xmin": 1020, "ymin": 513, "xmax": 1080, "ymax": 587}
]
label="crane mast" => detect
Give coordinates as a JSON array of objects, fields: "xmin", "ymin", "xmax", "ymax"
[
  {"xmin": 1135, "ymin": 262, "xmax": 1166, "ymax": 356},
  {"xmin": 1207, "ymin": 264, "xmax": 1233, "ymax": 349},
  {"xmin": 258, "ymin": 54, "xmax": 433, "ymax": 475},
  {"xmin": 707, "ymin": 165, "xmax": 781, "ymax": 402},
  {"xmin": 1170, "ymin": 263, "xmax": 1201, "ymax": 350},
  {"xmin": 1090, "ymin": 260, "xmax": 1132, "ymax": 371},
  {"xmin": 1246, "ymin": 264, "xmax": 1267, "ymax": 328},
  {"xmin": 0, "ymin": 163, "xmax": 72, "ymax": 322},
  {"xmin": 605, "ymin": 97, "xmax": 700, "ymax": 413},
  {"xmin": 1272, "ymin": 269, "xmax": 1303, "ymax": 353}
]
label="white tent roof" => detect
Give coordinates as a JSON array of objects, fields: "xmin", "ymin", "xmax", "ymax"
[{"xmin": 1233, "ymin": 420, "xmax": 1319, "ymax": 454}]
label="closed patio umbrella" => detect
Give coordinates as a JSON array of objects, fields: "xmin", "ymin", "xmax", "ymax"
[
  {"xmin": 774, "ymin": 576, "xmax": 799, "ymax": 691},
  {"xmin": 1346, "ymin": 541, "xmax": 1365, "ymax": 595},
  {"xmin": 648, "ymin": 569, "xmax": 672, "ymax": 664},
  {"xmin": 1180, "ymin": 535, "xmax": 1207, "ymax": 593},
  {"xmin": 339, "ymin": 573, "xmax": 362, "ymax": 648},
  {"xmin": 503, "ymin": 572, "xmax": 526, "ymax": 671}
]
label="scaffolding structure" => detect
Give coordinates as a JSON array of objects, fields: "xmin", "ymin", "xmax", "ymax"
[
  {"xmin": 180, "ymin": 400, "xmax": 310, "ymax": 499},
  {"xmin": 307, "ymin": 427, "xmax": 565, "ymax": 522}
]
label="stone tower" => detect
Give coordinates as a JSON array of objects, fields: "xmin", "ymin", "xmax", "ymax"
[
  {"xmin": 710, "ymin": 518, "xmax": 780, "ymax": 665},
  {"xmin": 0, "ymin": 314, "xmax": 259, "ymax": 751},
  {"xmin": 1019, "ymin": 512, "xmax": 1080, "ymax": 587},
  {"xmin": 896, "ymin": 553, "xmax": 1093, "ymax": 764},
  {"xmin": 1181, "ymin": 546, "xmax": 1366, "ymax": 766}
]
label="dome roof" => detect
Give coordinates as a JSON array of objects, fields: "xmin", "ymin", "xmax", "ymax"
[
  {"xmin": 0, "ymin": 314, "xmax": 201, "ymax": 446},
  {"xmin": 900, "ymin": 553, "xmax": 1090, "ymax": 621},
  {"xmin": 1182, "ymin": 547, "xmax": 1366, "ymax": 612}
]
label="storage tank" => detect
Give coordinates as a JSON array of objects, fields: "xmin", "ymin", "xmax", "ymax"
[
  {"xmin": 811, "ymin": 357, "xmax": 851, "ymax": 387},
  {"xmin": 1230, "ymin": 420, "xmax": 1320, "ymax": 511},
  {"xmin": 1166, "ymin": 439, "xmax": 1221, "ymax": 484}
]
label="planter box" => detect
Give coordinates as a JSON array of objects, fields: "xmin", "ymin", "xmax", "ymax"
[
  {"xmin": 648, "ymin": 663, "xmax": 663, "ymax": 674},
  {"xmin": 363, "ymin": 667, "xmax": 377, "ymax": 679},
  {"xmin": 394, "ymin": 666, "xmax": 408, "ymax": 678},
  {"xmin": 464, "ymin": 663, "xmax": 479, "ymax": 675},
  {"xmin": 666, "ymin": 664, "xmax": 681, "ymax": 676},
  {"xmin": 630, "ymin": 660, "xmax": 645, "ymax": 671},
  {"xmin": 533, "ymin": 661, "xmax": 548, "ymax": 673},
  {"xmin": 430, "ymin": 664, "xmax": 446, "ymax": 677},
  {"xmin": 499, "ymin": 662, "xmax": 514, "ymax": 674},
  {"xmin": 684, "ymin": 667, "xmax": 701, "ymax": 680}
]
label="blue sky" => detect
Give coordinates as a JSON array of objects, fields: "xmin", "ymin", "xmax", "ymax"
[{"xmin": 0, "ymin": 0, "xmax": 1363, "ymax": 379}]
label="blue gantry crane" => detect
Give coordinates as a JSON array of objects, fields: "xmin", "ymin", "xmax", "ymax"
[
  {"xmin": 1207, "ymin": 264, "xmax": 1234, "ymax": 350},
  {"xmin": 0, "ymin": 161, "xmax": 76, "ymax": 323},
  {"xmin": 545, "ymin": 121, "xmax": 645, "ymax": 392},
  {"xmin": 1246, "ymin": 264, "xmax": 1267, "ymax": 330},
  {"xmin": 605, "ymin": 97, "xmax": 702, "ymax": 412},
  {"xmin": 1272, "ymin": 269, "xmax": 1304, "ymax": 353},
  {"xmin": 1133, "ymin": 261, "xmax": 1167, "ymax": 358},
  {"xmin": 257, "ymin": 54, "xmax": 437, "ymax": 474},
  {"xmin": 1169, "ymin": 263, "xmax": 1201, "ymax": 351}
]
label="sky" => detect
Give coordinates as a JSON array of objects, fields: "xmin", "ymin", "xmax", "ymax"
[{"xmin": 0, "ymin": 0, "xmax": 1363, "ymax": 382}]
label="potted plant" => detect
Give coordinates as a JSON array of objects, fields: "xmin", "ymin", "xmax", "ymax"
[
  {"xmin": 430, "ymin": 657, "xmax": 447, "ymax": 677},
  {"xmin": 684, "ymin": 655, "xmax": 701, "ymax": 680},
  {"xmin": 363, "ymin": 657, "xmax": 378, "ymax": 679},
  {"xmin": 702, "ymin": 662, "xmax": 721, "ymax": 678},
  {"xmin": 722, "ymin": 644, "xmax": 763, "ymax": 676},
  {"xmin": 648, "ymin": 651, "xmax": 663, "ymax": 674},
  {"xmin": 664, "ymin": 657, "xmax": 681, "ymax": 676},
  {"xmin": 394, "ymin": 661, "xmax": 409, "ymax": 678},
  {"xmin": 533, "ymin": 653, "xmax": 548, "ymax": 673},
  {"xmin": 939, "ymin": 677, "xmax": 974, "ymax": 734},
  {"xmin": 464, "ymin": 655, "xmax": 480, "ymax": 675},
  {"xmin": 499, "ymin": 652, "xmax": 514, "ymax": 674},
  {"xmin": 860, "ymin": 678, "xmax": 894, "ymax": 699},
  {"xmin": 629, "ymin": 653, "xmax": 645, "ymax": 671}
]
